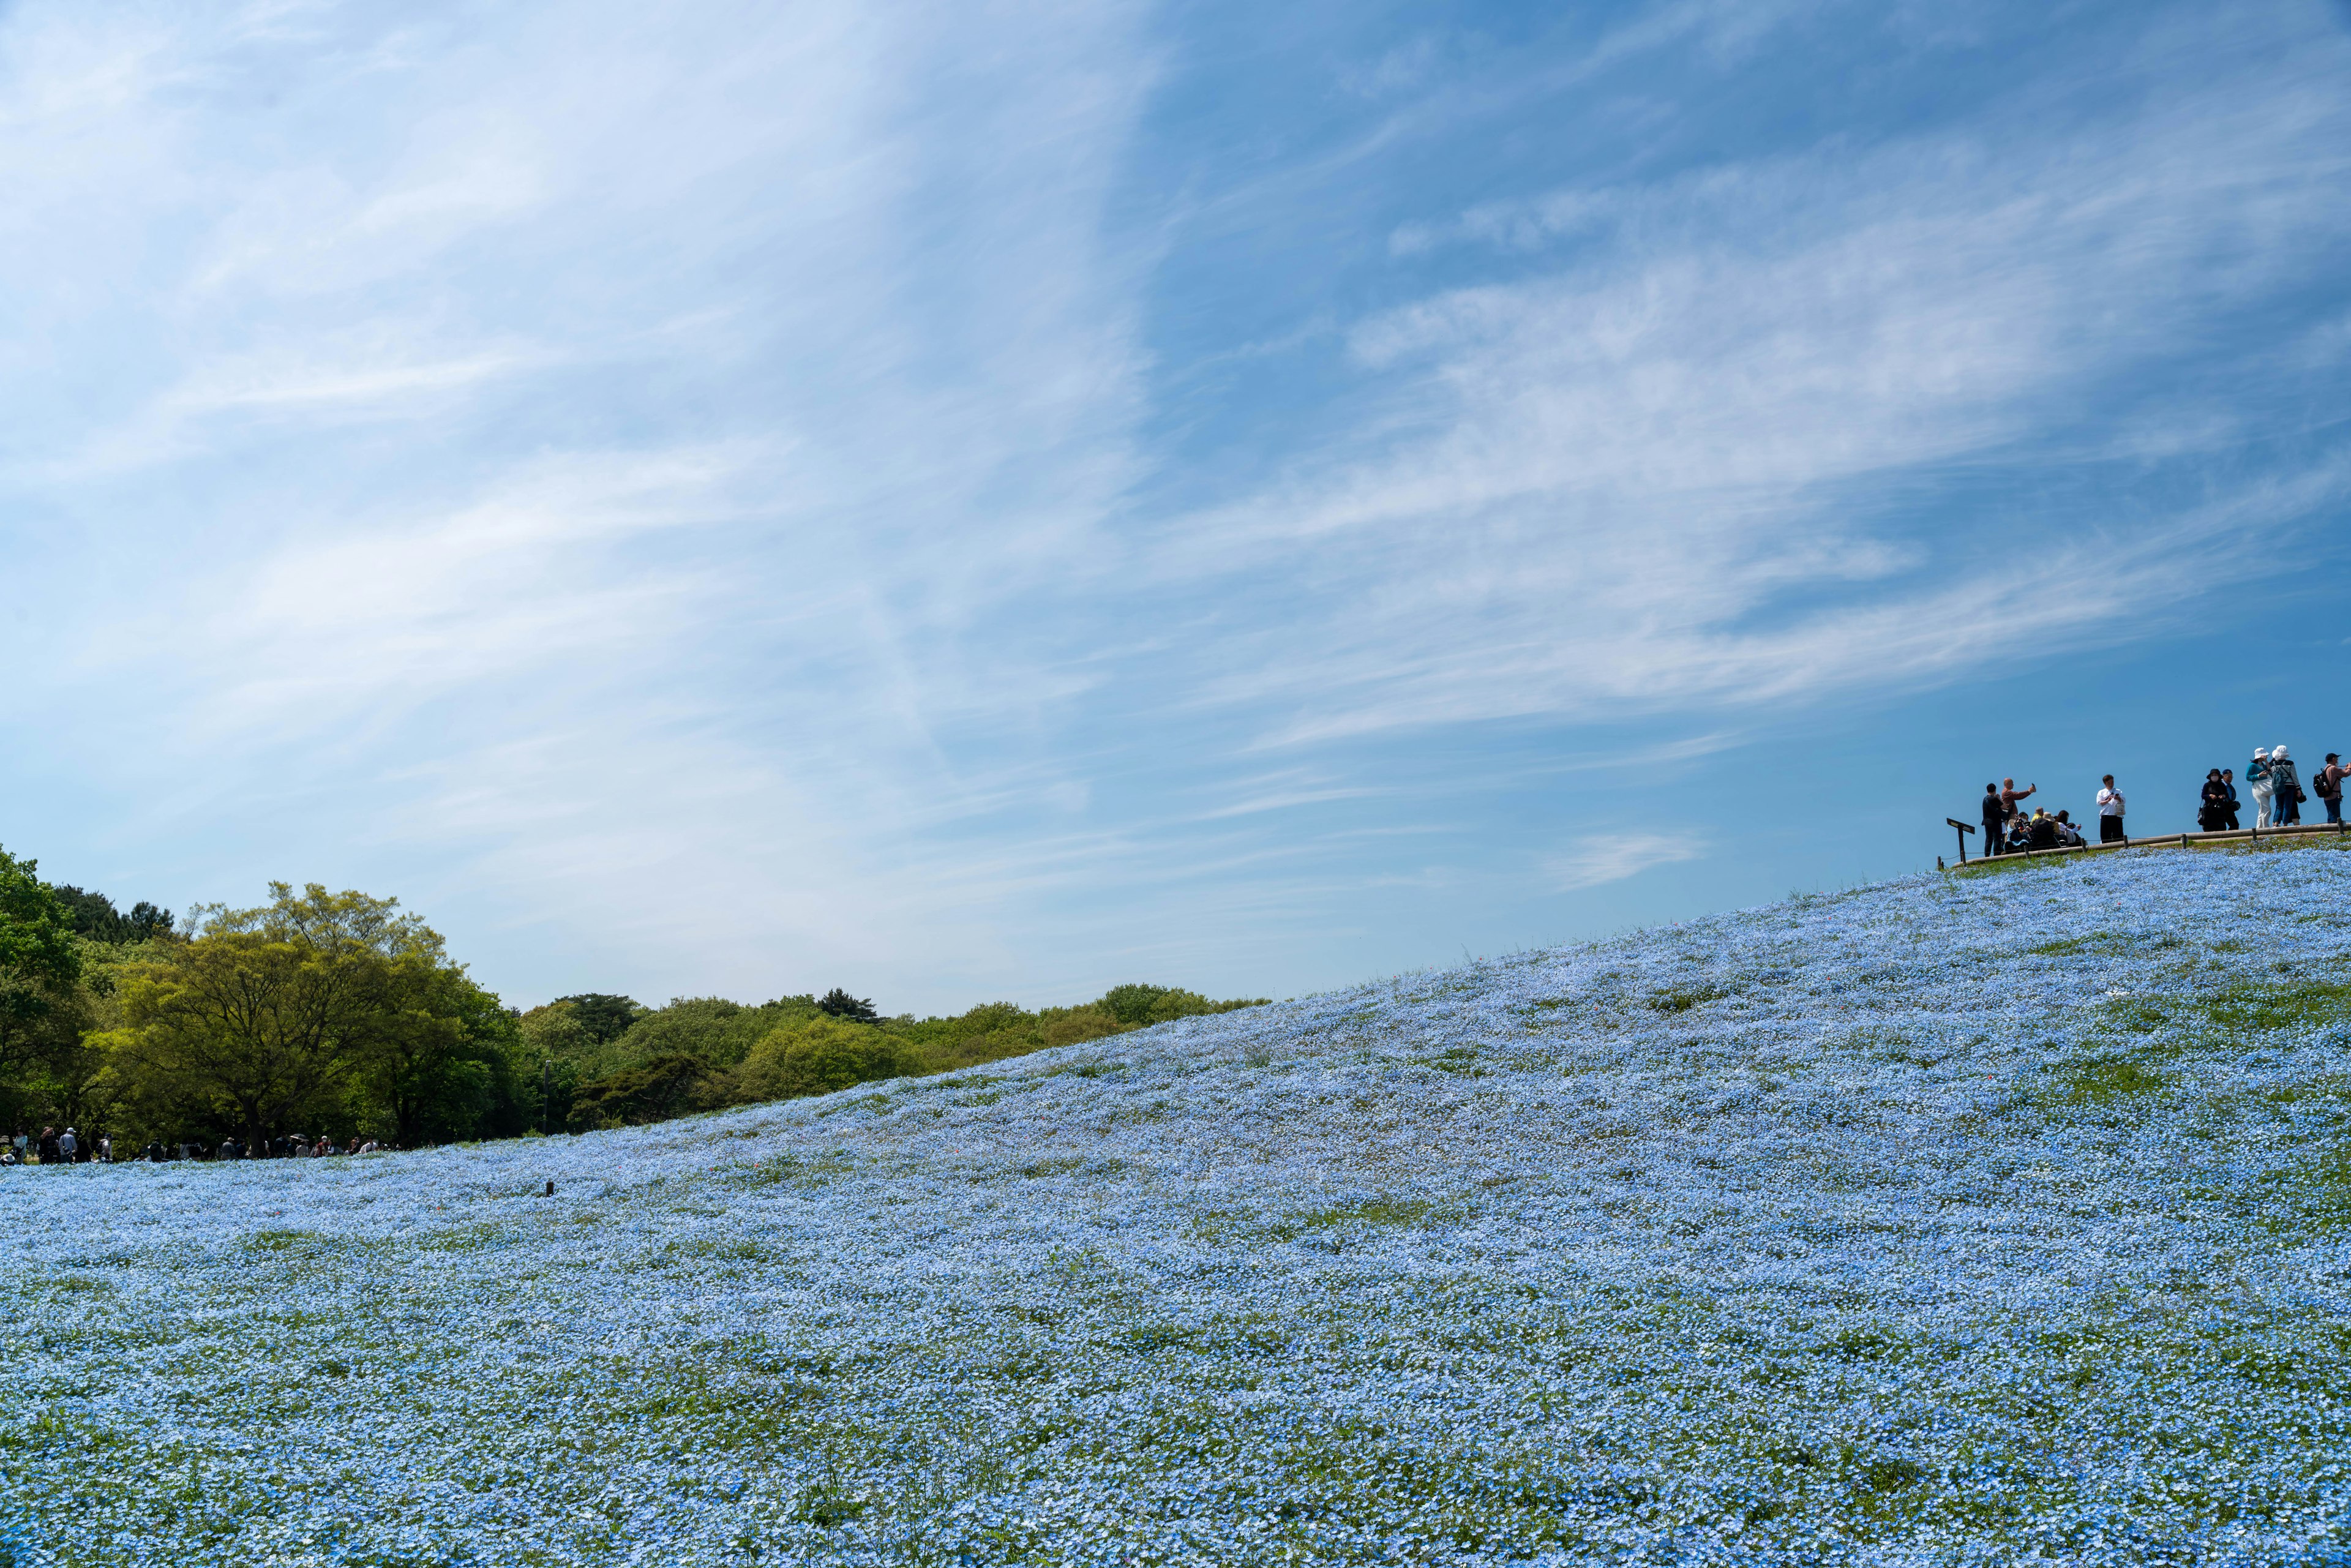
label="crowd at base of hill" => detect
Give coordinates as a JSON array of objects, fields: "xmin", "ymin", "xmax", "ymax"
[
  {"xmin": 1974, "ymin": 743, "xmax": 2350, "ymax": 855},
  {"xmin": 2, "ymin": 1126, "xmax": 395, "ymax": 1165}
]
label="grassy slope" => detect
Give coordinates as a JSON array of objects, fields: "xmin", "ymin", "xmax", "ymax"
[{"xmin": 5, "ymin": 841, "xmax": 2351, "ymax": 1566}]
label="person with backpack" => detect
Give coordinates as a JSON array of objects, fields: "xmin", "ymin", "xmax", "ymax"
[
  {"xmin": 2319, "ymin": 753, "xmax": 2350, "ymax": 826},
  {"xmin": 2096, "ymin": 775, "xmax": 2127, "ymax": 844},
  {"xmin": 2271, "ymin": 746, "xmax": 2303, "ymax": 826}
]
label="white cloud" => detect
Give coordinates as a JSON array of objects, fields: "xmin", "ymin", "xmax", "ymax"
[
  {"xmin": 1161, "ymin": 20, "xmax": 2351, "ymax": 743},
  {"xmin": 1545, "ymin": 833, "xmax": 1708, "ymax": 890}
]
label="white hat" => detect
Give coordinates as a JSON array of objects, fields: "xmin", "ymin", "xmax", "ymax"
[
  {"xmin": 2255, "ymin": 747, "xmax": 2269, "ymax": 757},
  {"xmin": 2274, "ymin": 744, "xmax": 2291, "ymax": 759}
]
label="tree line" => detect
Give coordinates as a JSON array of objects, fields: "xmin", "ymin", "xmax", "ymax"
[{"xmin": 0, "ymin": 846, "xmax": 1265, "ymax": 1151}]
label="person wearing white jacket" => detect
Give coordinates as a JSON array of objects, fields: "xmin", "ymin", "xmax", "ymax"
[{"xmin": 2249, "ymin": 748, "xmax": 2275, "ymax": 828}]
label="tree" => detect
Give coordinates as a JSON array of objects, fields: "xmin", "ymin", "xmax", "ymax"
[
  {"xmin": 553, "ymin": 993, "xmax": 642, "ymax": 1044},
  {"xmin": 0, "ymin": 847, "xmax": 84, "ymax": 1086},
  {"xmin": 50, "ymin": 887, "xmax": 174, "ymax": 945},
  {"xmin": 816, "ymin": 987, "xmax": 879, "ymax": 1022},
  {"xmin": 722, "ymin": 1016, "xmax": 910, "ymax": 1103},
  {"xmin": 104, "ymin": 883, "xmax": 476, "ymax": 1147},
  {"xmin": 566, "ymin": 1054, "xmax": 710, "ymax": 1131}
]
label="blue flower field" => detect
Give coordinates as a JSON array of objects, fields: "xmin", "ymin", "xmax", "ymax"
[{"xmin": 6, "ymin": 842, "xmax": 2350, "ymax": 1566}]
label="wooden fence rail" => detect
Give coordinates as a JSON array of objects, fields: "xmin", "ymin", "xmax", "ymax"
[{"xmin": 1940, "ymin": 819, "xmax": 2350, "ymax": 871}]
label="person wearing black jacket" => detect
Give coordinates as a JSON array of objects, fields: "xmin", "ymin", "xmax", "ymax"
[
  {"xmin": 2199, "ymin": 770, "xmax": 2230, "ymax": 832},
  {"xmin": 1980, "ymin": 784, "xmax": 2005, "ymax": 857}
]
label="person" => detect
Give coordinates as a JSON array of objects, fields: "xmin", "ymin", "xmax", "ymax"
[
  {"xmin": 9, "ymin": 1133, "xmax": 22, "ymax": 1163},
  {"xmin": 2221, "ymin": 769, "xmax": 2241, "ymax": 830},
  {"xmin": 37, "ymin": 1127, "xmax": 59, "ymax": 1165},
  {"xmin": 2097, "ymin": 775, "xmax": 2127, "ymax": 844},
  {"xmin": 2272, "ymin": 746, "xmax": 2303, "ymax": 825},
  {"xmin": 220, "ymin": 1135, "xmax": 242, "ymax": 1161},
  {"xmin": 1979, "ymin": 783, "xmax": 2005, "ymax": 857},
  {"xmin": 313, "ymin": 1136, "xmax": 331, "ymax": 1158},
  {"xmin": 2027, "ymin": 809, "xmax": 2060, "ymax": 850},
  {"xmin": 2000, "ymin": 778, "xmax": 2037, "ymax": 839},
  {"xmin": 56, "ymin": 1127, "xmax": 77, "ymax": 1163},
  {"xmin": 2319, "ymin": 753, "xmax": 2349, "ymax": 827},
  {"xmin": 2249, "ymin": 748, "xmax": 2275, "ymax": 828},
  {"xmin": 2053, "ymin": 810, "xmax": 2086, "ymax": 847},
  {"xmin": 141, "ymin": 1140, "xmax": 165, "ymax": 1163},
  {"xmin": 2199, "ymin": 769, "xmax": 2230, "ymax": 832}
]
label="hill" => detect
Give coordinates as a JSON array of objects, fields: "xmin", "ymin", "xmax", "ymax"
[{"xmin": 4, "ymin": 842, "xmax": 2350, "ymax": 1565}]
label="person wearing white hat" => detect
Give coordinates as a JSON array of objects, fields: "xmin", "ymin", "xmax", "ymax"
[
  {"xmin": 2249, "ymin": 747, "xmax": 2274, "ymax": 828},
  {"xmin": 2271, "ymin": 745, "xmax": 2303, "ymax": 826}
]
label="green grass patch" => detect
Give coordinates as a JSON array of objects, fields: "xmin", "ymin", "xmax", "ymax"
[{"xmin": 2047, "ymin": 1054, "xmax": 2168, "ymax": 1106}]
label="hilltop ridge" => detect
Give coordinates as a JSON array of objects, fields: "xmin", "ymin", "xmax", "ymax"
[{"xmin": 6, "ymin": 841, "xmax": 2350, "ymax": 1565}]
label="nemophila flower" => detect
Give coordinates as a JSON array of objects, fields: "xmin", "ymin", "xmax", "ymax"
[{"xmin": 5, "ymin": 848, "xmax": 2351, "ymax": 1562}]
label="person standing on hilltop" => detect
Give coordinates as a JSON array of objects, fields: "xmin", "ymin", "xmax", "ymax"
[
  {"xmin": 2248, "ymin": 748, "xmax": 2274, "ymax": 828},
  {"xmin": 2319, "ymin": 753, "xmax": 2349, "ymax": 827},
  {"xmin": 2096, "ymin": 775, "xmax": 2127, "ymax": 844},
  {"xmin": 2271, "ymin": 746, "xmax": 2303, "ymax": 826},
  {"xmin": 2221, "ymin": 768, "xmax": 2241, "ymax": 830},
  {"xmin": 2199, "ymin": 770, "xmax": 2229, "ymax": 832},
  {"xmin": 1999, "ymin": 778, "xmax": 2036, "ymax": 842},
  {"xmin": 1980, "ymin": 784, "xmax": 2006, "ymax": 857}
]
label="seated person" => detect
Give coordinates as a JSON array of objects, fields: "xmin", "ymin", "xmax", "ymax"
[
  {"xmin": 2053, "ymin": 810, "xmax": 2085, "ymax": 847},
  {"xmin": 2026, "ymin": 809, "xmax": 2060, "ymax": 850}
]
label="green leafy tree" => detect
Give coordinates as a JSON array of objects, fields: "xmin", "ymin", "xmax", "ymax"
[
  {"xmin": 103, "ymin": 883, "xmax": 484, "ymax": 1147},
  {"xmin": 0, "ymin": 847, "xmax": 86, "ymax": 1090},
  {"xmin": 720, "ymin": 1016, "xmax": 912, "ymax": 1103},
  {"xmin": 554, "ymin": 993, "xmax": 643, "ymax": 1044}
]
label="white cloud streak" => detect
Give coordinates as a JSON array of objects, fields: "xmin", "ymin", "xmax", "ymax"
[{"xmin": 1546, "ymin": 833, "xmax": 1708, "ymax": 891}]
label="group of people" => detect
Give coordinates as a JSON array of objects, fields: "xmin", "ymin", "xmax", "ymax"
[
  {"xmin": 1975, "ymin": 745, "xmax": 2351, "ymax": 857},
  {"xmin": 2, "ymin": 1127, "xmax": 387, "ymax": 1165},
  {"xmin": 1979, "ymin": 780, "xmax": 2095, "ymax": 853},
  {"xmin": 2237, "ymin": 746, "xmax": 2351, "ymax": 829}
]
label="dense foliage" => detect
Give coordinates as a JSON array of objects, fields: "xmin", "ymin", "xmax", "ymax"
[
  {"xmin": 0, "ymin": 844, "xmax": 1263, "ymax": 1151},
  {"xmin": 3, "ymin": 842, "xmax": 2348, "ymax": 1563}
]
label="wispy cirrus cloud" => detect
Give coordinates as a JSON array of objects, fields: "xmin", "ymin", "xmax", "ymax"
[
  {"xmin": 1161, "ymin": 18, "xmax": 2351, "ymax": 745},
  {"xmin": 1546, "ymin": 833, "xmax": 1709, "ymax": 891}
]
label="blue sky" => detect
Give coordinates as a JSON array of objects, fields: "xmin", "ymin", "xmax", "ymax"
[{"xmin": 3, "ymin": 0, "xmax": 2347, "ymax": 1013}]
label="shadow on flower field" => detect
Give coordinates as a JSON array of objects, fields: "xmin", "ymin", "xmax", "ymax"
[{"xmin": 4, "ymin": 841, "xmax": 2350, "ymax": 1565}]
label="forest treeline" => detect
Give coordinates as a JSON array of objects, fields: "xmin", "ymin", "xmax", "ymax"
[{"xmin": 0, "ymin": 846, "xmax": 1264, "ymax": 1149}]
